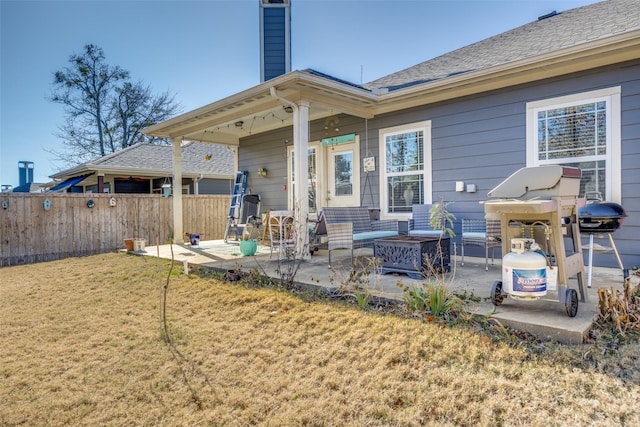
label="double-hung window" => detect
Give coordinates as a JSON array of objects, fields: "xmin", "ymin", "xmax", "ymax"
[
  {"xmin": 379, "ymin": 121, "xmax": 432, "ymax": 217},
  {"xmin": 526, "ymin": 87, "xmax": 621, "ymax": 202}
]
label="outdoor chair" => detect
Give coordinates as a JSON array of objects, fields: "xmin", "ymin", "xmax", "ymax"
[
  {"xmin": 267, "ymin": 210, "xmax": 295, "ymax": 260},
  {"xmin": 408, "ymin": 204, "xmax": 444, "ymax": 237},
  {"xmin": 227, "ymin": 194, "xmax": 262, "ymax": 241},
  {"xmin": 461, "ymin": 219, "xmax": 501, "ymax": 270},
  {"xmin": 326, "ymin": 222, "xmax": 354, "ymax": 266}
]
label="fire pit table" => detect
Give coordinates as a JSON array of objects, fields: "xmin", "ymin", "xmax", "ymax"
[{"xmin": 374, "ymin": 235, "xmax": 450, "ymax": 279}]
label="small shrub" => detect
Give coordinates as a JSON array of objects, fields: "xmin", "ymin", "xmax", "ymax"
[
  {"xmin": 429, "ymin": 200, "xmax": 456, "ymax": 237},
  {"xmin": 355, "ymin": 287, "xmax": 370, "ymax": 310},
  {"xmin": 399, "ymin": 281, "xmax": 466, "ymax": 321},
  {"xmin": 330, "ymin": 257, "xmax": 381, "ymax": 310}
]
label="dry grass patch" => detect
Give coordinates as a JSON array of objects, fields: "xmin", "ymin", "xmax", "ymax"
[{"xmin": 1, "ymin": 253, "xmax": 639, "ymax": 426}]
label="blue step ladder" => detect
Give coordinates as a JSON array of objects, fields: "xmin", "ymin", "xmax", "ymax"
[{"xmin": 224, "ymin": 171, "xmax": 249, "ymax": 242}]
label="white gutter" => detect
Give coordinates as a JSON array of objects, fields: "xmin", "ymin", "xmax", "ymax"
[{"xmin": 269, "ymin": 87, "xmax": 298, "ymax": 114}]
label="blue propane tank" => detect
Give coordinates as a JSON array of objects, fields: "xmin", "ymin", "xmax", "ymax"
[{"xmin": 502, "ymin": 238, "xmax": 547, "ymax": 298}]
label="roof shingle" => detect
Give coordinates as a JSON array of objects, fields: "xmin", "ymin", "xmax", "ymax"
[
  {"xmin": 52, "ymin": 141, "xmax": 234, "ymax": 178},
  {"xmin": 364, "ymin": 0, "xmax": 640, "ymax": 92}
]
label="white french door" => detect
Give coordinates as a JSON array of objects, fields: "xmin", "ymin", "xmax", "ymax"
[
  {"xmin": 287, "ymin": 137, "xmax": 360, "ymax": 212},
  {"xmin": 326, "ymin": 141, "xmax": 359, "ymax": 207},
  {"xmin": 288, "ymin": 142, "xmax": 321, "ymax": 218}
]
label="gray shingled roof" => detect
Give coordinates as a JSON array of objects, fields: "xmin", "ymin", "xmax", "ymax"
[
  {"xmin": 52, "ymin": 141, "xmax": 234, "ymax": 178},
  {"xmin": 364, "ymin": 0, "xmax": 640, "ymax": 91}
]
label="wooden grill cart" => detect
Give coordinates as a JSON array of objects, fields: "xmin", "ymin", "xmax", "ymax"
[{"xmin": 484, "ymin": 165, "xmax": 587, "ymax": 317}]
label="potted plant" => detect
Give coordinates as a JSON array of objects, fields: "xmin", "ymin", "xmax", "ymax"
[{"xmin": 239, "ymin": 232, "xmax": 258, "ymax": 256}]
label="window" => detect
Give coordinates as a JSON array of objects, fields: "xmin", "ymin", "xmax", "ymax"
[
  {"xmin": 526, "ymin": 87, "xmax": 621, "ymax": 202},
  {"xmin": 379, "ymin": 121, "xmax": 432, "ymax": 218}
]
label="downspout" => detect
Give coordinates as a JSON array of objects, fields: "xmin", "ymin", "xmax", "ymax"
[
  {"xmin": 269, "ymin": 86, "xmax": 298, "ymax": 116},
  {"xmin": 269, "ymin": 87, "xmax": 309, "ymax": 257}
]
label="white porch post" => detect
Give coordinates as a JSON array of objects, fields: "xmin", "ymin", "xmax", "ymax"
[
  {"xmin": 172, "ymin": 137, "xmax": 184, "ymax": 243},
  {"xmin": 293, "ymin": 101, "xmax": 310, "ymax": 257}
]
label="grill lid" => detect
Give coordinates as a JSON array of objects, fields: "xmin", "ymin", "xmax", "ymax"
[
  {"xmin": 487, "ymin": 165, "xmax": 581, "ymax": 199},
  {"xmin": 578, "ymin": 192, "xmax": 627, "ymax": 233}
]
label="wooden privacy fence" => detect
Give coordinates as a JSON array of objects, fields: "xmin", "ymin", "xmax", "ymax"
[{"xmin": 0, "ymin": 193, "xmax": 229, "ymax": 266}]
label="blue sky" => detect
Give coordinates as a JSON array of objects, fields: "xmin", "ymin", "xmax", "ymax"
[{"xmin": 0, "ymin": 0, "xmax": 601, "ymax": 186}]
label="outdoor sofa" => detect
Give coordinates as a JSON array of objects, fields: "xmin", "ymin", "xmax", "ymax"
[{"xmin": 321, "ymin": 206, "xmax": 398, "ymax": 265}]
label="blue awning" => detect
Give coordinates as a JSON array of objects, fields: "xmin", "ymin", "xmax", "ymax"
[{"xmin": 49, "ymin": 173, "xmax": 93, "ymax": 192}]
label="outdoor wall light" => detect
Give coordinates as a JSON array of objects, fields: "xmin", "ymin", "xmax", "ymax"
[{"xmin": 258, "ymin": 167, "xmax": 268, "ymax": 177}]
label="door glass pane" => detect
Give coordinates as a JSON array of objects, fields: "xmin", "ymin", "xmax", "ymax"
[
  {"xmin": 308, "ymin": 148, "xmax": 317, "ymax": 213},
  {"xmin": 334, "ymin": 152, "xmax": 353, "ymax": 196},
  {"xmin": 290, "ymin": 148, "xmax": 318, "ymax": 212}
]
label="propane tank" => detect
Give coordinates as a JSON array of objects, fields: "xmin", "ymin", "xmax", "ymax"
[{"xmin": 502, "ymin": 238, "xmax": 547, "ymax": 298}]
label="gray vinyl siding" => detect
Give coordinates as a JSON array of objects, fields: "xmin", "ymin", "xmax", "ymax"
[
  {"xmin": 239, "ymin": 127, "xmax": 291, "ymax": 213},
  {"xmin": 374, "ymin": 60, "xmax": 640, "ymax": 268},
  {"xmin": 239, "ymin": 59, "xmax": 640, "ymax": 268}
]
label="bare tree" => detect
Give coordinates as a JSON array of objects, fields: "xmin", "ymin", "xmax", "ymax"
[
  {"xmin": 49, "ymin": 44, "xmax": 181, "ymax": 165},
  {"xmin": 111, "ymin": 81, "xmax": 180, "ymax": 149}
]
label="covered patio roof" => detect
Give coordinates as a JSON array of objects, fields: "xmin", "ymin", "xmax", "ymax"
[{"xmin": 142, "ymin": 69, "xmax": 378, "ymax": 146}]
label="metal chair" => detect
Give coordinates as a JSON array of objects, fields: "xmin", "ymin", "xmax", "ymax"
[
  {"xmin": 267, "ymin": 210, "xmax": 295, "ymax": 260},
  {"xmin": 461, "ymin": 219, "xmax": 501, "ymax": 270},
  {"xmin": 227, "ymin": 194, "xmax": 262, "ymax": 241}
]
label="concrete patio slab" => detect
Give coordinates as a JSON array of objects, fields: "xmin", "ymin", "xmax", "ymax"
[{"xmin": 136, "ymin": 239, "xmax": 635, "ymax": 344}]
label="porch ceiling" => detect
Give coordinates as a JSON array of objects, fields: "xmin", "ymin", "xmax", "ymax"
[{"xmin": 143, "ymin": 70, "xmax": 378, "ymax": 145}]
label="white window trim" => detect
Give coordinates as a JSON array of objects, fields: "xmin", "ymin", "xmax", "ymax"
[
  {"xmin": 526, "ymin": 86, "xmax": 621, "ymax": 203},
  {"xmin": 379, "ymin": 120, "xmax": 432, "ymax": 220}
]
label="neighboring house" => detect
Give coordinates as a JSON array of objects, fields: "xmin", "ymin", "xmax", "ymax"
[
  {"xmin": 11, "ymin": 183, "xmax": 45, "ymax": 193},
  {"xmin": 143, "ymin": 0, "xmax": 639, "ymax": 267},
  {"xmin": 49, "ymin": 141, "xmax": 235, "ymax": 195}
]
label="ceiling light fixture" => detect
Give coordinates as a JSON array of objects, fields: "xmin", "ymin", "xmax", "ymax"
[
  {"xmin": 234, "ymin": 121, "xmax": 244, "ymax": 128},
  {"xmin": 283, "ymin": 106, "xmax": 293, "ymax": 114}
]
